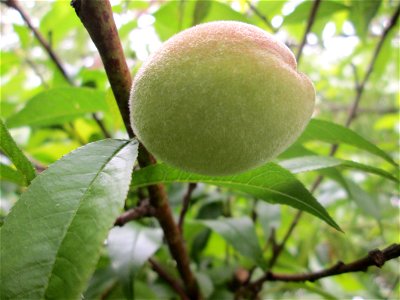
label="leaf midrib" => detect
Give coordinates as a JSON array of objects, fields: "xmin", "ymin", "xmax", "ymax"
[
  {"xmin": 40, "ymin": 140, "xmax": 130, "ymax": 298},
  {"xmin": 133, "ymin": 177, "xmax": 331, "ymax": 227}
]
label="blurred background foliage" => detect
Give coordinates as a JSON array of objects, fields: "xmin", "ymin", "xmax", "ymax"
[{"xmin": 0, "ymin": 0, "xmax": 399, "ymax": 299}]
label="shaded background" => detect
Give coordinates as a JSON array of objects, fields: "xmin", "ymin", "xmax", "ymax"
[{"xmin": 1, "ymin": 1, "xmax": 399, "ymax": 299}]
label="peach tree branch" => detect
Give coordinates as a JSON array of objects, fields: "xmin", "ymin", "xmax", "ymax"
[
  {"xmin": 250, "ymin": 244, "xmax": 399, "ymax": 289},
  {"xmin": 71, "ymin": 1, "xmax": 201, "ymax": 298},
  {"xmin": 4, "ymin": 0, "xmax": 111, "ymax": 139}
]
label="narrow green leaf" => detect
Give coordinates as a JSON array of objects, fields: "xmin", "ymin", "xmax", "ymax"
[
  {"xmin": 107, "ymin": 223, "xmax": 163, "ymax": 298},
  {"xmin": 131, "ymin": 163, "xmax": 341, "ymax": 231},
  {"xmin": 198, "ymin": 217, "xmax": 264, "ymax": 265},
  {"xmin": 193, "ymin": 0, "xmax": 212, "ymax": 26},
  {"xmin": 0, "ymin": 119, "xmax": 35, "ymax": 185},
  {"xmin": 1, "ymin": 139, "xmax": 138, "ymax": 299},
  {"xmin": 350, "ymin": 0, "xmax": 381, "ymax": 40},
  {"xmin": 317, "ymin": 168, "xmax": 381, "ymax": 220},
  {"xmin": 299, "ymin": 119, "xmax": 397, "ymax": 166},
  {"xmin": 0, "ymin": 163, "xmax": 26, "ymax": 186},
  {"xmin": 342, "ymin": 178, "xmax": 381, "ymax": 219},
  {"xmin": 6, "ymin": 87, "xmax": 107, "ymax": 128},
  {"xmin": 279, "ymin": 155, "xmax": 398, "ymax": 183}
]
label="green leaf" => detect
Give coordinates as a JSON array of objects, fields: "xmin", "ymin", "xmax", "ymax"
[
  {"xmin": 0, "ymin": 119, "xmax": 35, "ymax": 185},
  {"xmin": 1, "ymin": 139, "xmax": 138, "ymax": 299},
  {"xmin": 193, "ymin": 0, "xmax": 212, "ymax": 26},
  {"xmin": 317, "ymin": 168, "xmax": 381, "ymax": 220},
  {"xmin": 39, "ymin": 2, "xmax": 81, "ymax": 46},
  {"xmin": 284, "ymin": 0, "xmax": 349, "ymax": 24},
  {"xmin": 342, "ymin": 178, "xmax": 381, "ymax": 219},
  {"xmin": 6, "ymin": 87, "xmax": 107, "ymax": 128},
  {"xmin": 279, "ymin": 155, "xmax": 398, "ymax": 183},
  {"xmin": 198, "ymin": 217, "xmax": 264, "ymax": 265},
  {"xmin": 154, "ymin": 0, "xmax": 249, "ymax": 41},
  {"xmin": 0, "ymin": 163, "xmax": 26, "ymax": 186},
  {"xmin": 299, "ymin": 119, "xmax": 397, "ymax": 166},
  {"xmin": 350, "ymin": 0, "xmax": 381, "ymax": 40},
  {"xmin": 131, "ymin": 163, "xmax": 341, "ymax": 231},
  {"xmin": 107, "ymin": 223, "xmax": 163, "ymax": 298}
]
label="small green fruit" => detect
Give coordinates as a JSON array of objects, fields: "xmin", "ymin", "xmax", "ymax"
[{"xmin": 130, "ymin": 21, "xmax": 315, "ymax": 176}]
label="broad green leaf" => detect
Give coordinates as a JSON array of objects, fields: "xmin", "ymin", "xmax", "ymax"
[
  {"xmin": 284, "ymin": 0, "xmax": 349, "ymax": 24},
  {"xmin": 350, "ymin": 0, "xmax": 381, "ymax": 40},
  {"xmin": 6, "ymin": 87, "xmax": 107, "ymax": 128},
  {"xmin": 202, "ymin": 1, "xmax": 249, "ymax": 23},
  {"xmin": 39, "ymin": 2, "xmax": 81, "ymax": 46},
  {"xmin": 198, "ymin": 217, "xmax": 264, "ymax": 265},
  {"xmin": 119, "ymin": 20, "xmax": 138, "ymax": 40},
  {"xmin": 1, "ymin": 139, "xmax": 138, "ymax": 299},
  {"xmin": 13, "ymin": 24, "xmax": 31, "ymax": 49},
  {"xmin": 279, "ymin": 155, "xmax": 398, "ymax": 183},
  {"xmin": 131, "ymin": 163, "xmax": 341, "ymax": 231},
  {"xmin": 0, "ymin": 163, "xmax": 25, "ymax": 186},
  {"xmin": 257, "ymin": 0, "xmax": 286, "ymax": 18},
  {"xmin": 107, "ymin": 223, "xmax": 163, "ymax": 298},
  {"xmin": 0, "ymin": 51, "xmax": 21, "ymax": 75},
  {"xmin": 0, "ymin": 119, "xmax": 35, "ymax": 185},
  {"xmin": 299, "ymin": 119, "xmax": 397, "ymax": 166}
]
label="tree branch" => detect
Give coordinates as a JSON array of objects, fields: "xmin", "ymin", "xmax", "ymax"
[
  {"xmin": 178, "ymin": 183, "xmax": 197, "ymax": 233},
  {"xmin": 114, "ymin": 199, "xmax": 155, "ymax": 226},
  {"xmin": 252, "ymin": 244, "xmax": 400, "ymax": 286},
  {"xmin": 296, "ymin": 0, "xmax": 321, "ymax": 64},
  {"xmin": 4, "ymin": 0, "xmax": 72, "ymax": 84},
  {"xmin": 149, "ymin": 258, "xmax": 189, "ymax": 300},
  {"xmin": 4, "ymin": 0, "xmax": 111, "ymax": 139},
  {"xmin": 71, "ymin": 1, "xmax": 201, "ymax": 298},
  {"xmin": 246, "ymin": 1, "xmax": 277, "ymax": 33},
  {"xmin": 71, "ymin": 0, "xmax": 133, "ymax": 137}
]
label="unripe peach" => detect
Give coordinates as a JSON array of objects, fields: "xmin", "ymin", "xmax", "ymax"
[{"xmin": 130, "ymin": 21, "xmax": 315, "ymax": 176}]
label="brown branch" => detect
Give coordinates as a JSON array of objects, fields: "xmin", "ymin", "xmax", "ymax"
[
  {"xmin": 71, "ymin": 0, "xmax": 133, "ymax": 137},
  {"xmin": 296, "ymin": 0, "xmax": 321, "ymax": 64},
  {"xmin": 114, "ymin": 199, "xmax": 155, "ymax": 226},
  {"xmin": 149, "ymin": 258, "xmax": 189, "ymax": 300},
  {"xmin": 71, "ymin": 2, "xmax": 201, "ymax": 299},
  {"xmin": 253, "ymin": 244, "xmax": 400, "ymax": 285},
  {"xmin": 4, "ymin": 0, "xmax": 111, "ymax": 139},
  {"xmin": 178, "ymin": 183, "xmax": 197, "ymax": 233},
  {"xmin": 4, "ymin": 0, "xmax": 72, "ymax": 84}
]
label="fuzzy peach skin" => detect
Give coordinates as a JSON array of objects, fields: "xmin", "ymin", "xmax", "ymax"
[{"xmin": 130, "ymin": 21, "xmax": 315, "ymax": 176}]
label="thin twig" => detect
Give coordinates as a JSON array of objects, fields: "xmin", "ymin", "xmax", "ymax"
[
  {"xmin": 252, "ymin": 244, "xmax": 400, "ymax": 286},
  {"xmin": 239, "ymin": 4, "xmax": 400, "ymax": 299},
  {"xmin": 246, "ymin": 1, "xmax": 277, "ymax": 33},
  {"xmin": 178, "ymin": 183, "xmax": 197, "ymax": 233},
  {"xmin": 71, "ymin": 1, "xmax": 201, "ymax": 298},
  {"xmin": 274, "ymin": 3, "xmax": 400, "ymax": 268},
  {"xmin": 114, "ymin": 199, "xmax": 155, "ymax": 226},
  {"xmin": 4, "ymin": 0, "xmax": 111, "ymax": 139},
  {"xmin": 4, "ymin": 0, "xmax": 72, "ymax": 84},
  {"xmin": 296, "ymin": 0, "xmax": 322, "ymax": 64},
  {"xmin": 149, "ymin": 258, "xmax": 189, "ymax": 300}
]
